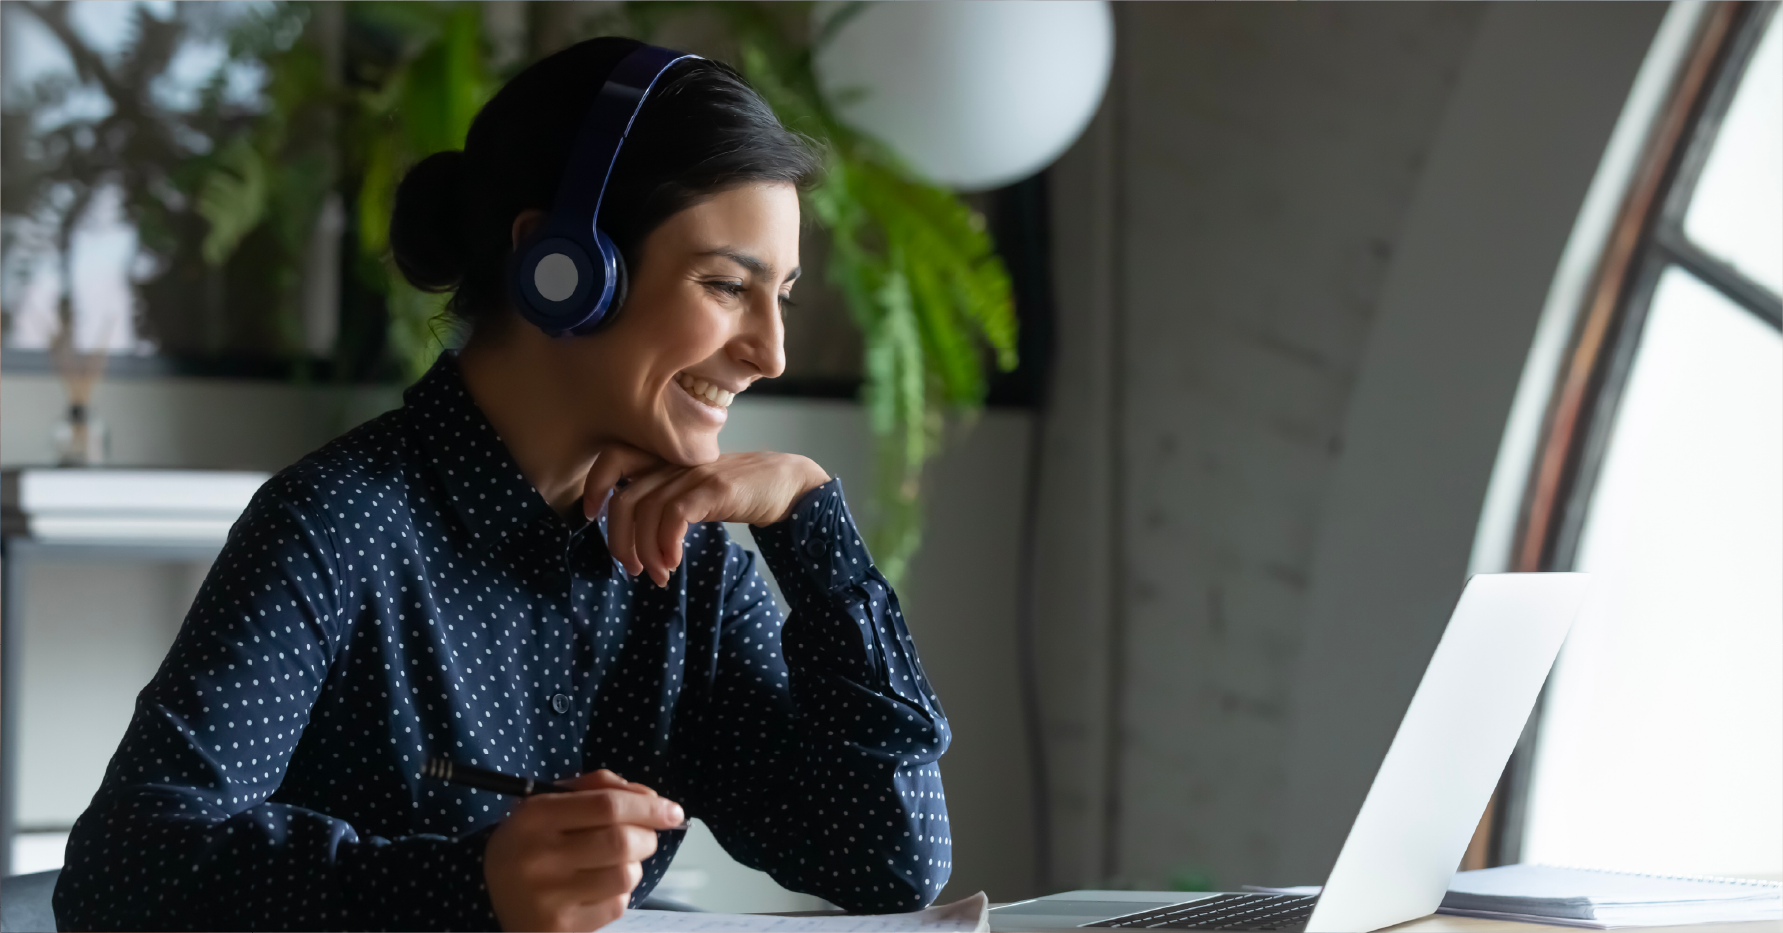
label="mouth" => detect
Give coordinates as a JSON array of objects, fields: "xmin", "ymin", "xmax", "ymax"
[{"xmin": 674, "ymin": 372, "xmax": 740, "ymax": 410}]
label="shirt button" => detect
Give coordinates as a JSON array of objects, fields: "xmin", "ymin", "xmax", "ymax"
[
  {"xmin": 805, "ymin": 536, "xmax": 825, "ymax": 558},
  {"xmin": 551, "ymin": 693, "xmax": 572, "ymax": 714}
]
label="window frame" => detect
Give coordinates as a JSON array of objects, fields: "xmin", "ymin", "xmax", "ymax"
[{"xmin": 1482, "ymin": 0, "xmax": 1783, "ymax": 869}]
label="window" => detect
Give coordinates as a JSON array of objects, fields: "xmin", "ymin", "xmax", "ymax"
[
  {"xmin": 1, "ymin": 1, "xmax": 280, "ymax": 361},
  {"xmin": 1504, "ymin": 2, "xmax": 1781, "ymax": 878}
]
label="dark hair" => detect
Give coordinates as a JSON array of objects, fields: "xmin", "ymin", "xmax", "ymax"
[{"xmin": 389, "ymin": 37, "xmax": 822, "ymax": 327}]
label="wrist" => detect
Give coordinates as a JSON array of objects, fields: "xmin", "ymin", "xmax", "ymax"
[
  {"xmin": 799, "ymin": 457, "xmax": 831, "ymax": 496},
  {"xmin": 776, "ymin": 458, "xmax": 830, "ymax": 524}
]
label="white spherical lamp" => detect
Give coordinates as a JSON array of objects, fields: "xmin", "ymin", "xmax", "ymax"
[{"xmin": 814, "ymin": 1, "xmax": 1114, "ymax": 191}]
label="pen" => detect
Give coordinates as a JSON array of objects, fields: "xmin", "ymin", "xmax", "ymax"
[
  {"xmin": 422, "ymin": 756, "xmax": 571, "ymax": 797},
  {"xmin": 421, "ymin": 756, "xmax": 693, "ymax": 830}
]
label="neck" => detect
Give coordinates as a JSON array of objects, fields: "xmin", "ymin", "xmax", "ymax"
[{"xmin": 457, "ymin": 330, "xmax": 606, "ymax": 518}]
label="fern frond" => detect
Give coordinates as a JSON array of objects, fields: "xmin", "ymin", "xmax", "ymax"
[{"xmin": 197, "ymin": 137, "xmax": 268, "ymax": 267}]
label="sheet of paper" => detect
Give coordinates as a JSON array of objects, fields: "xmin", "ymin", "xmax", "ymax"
[
  {"xmin": 600, "ymin": 892, "xmax": 989, "ymax": 932},
  {"xmin": 1446, "ymin": 864, "xmax": 1782, "ymax": 905}
]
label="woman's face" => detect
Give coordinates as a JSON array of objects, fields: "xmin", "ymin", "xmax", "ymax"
[{"xmin": 564, "ymin": 182, "xmax": 800, "ymax": 466}]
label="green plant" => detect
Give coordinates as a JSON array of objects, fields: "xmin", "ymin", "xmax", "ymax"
[
  {"xmin": 345, "ymin": 2, "xmax": 495, "ymax": 382},
  {"xmin": 188, "ymin": 1, "xmax": 493, "ymax": 380}
]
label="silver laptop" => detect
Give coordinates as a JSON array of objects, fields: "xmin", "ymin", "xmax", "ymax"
[{"xmin": 990, "ymin": 573, "xmax": 1592, "ymax": 933}]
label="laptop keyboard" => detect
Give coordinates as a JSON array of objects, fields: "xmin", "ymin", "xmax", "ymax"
[{"xmin": 1090, "ymin": 893, "xmax": 1317, "ymax": 930}]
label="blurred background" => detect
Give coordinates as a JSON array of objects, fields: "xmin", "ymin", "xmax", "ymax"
[{"xmin": 1, "ymin": 0, "xmax": 1778, "ymax": 915}]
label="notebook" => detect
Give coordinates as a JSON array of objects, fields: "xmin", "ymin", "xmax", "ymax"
[{"xmin": 1439, "ymin": 864, "xmax": 1783, "ymax": 929}]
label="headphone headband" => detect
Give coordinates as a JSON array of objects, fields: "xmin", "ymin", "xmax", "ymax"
[{"xmin": 510, "ymin": 44, "xmax": 702, "ymax": 337}]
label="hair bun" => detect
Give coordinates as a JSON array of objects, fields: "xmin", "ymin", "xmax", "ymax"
[{"xmin": 390, "ymin": 150, "xmax": 469, "ymax": 292}]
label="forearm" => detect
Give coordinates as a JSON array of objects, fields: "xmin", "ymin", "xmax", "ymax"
[
  {"xmin": 689, "ymin": 729, "xmax": 952, "ymax": 912},
  {"xmin": 54, "ymin": 705, "xmax": 502, "ymax": 932},
  {"xmin": 751, "ymin": 479, "xmax": 948, "ymax": 724},
  {"xmin": 689, "ymin": 480, "xmax": 953, "ymax": 908}
]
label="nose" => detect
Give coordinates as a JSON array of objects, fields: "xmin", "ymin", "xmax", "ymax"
[{"xmin": 729, "ymin": 290, "xmax": 786, "ymax": 379}]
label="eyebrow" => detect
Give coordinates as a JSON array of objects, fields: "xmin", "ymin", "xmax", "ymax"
[{"xmin": 701, "ymin": 248, "xmax": 801, "ymax": 284}]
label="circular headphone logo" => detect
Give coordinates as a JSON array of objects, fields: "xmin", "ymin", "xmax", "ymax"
[{"xmin": 533, "ymin": 253, "xmax": 579, "ymax": 302}]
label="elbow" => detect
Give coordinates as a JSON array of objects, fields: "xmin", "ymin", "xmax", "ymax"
[
  {"xmin": 52, "ymin": 860, "xmax": 126, "ymax": 933},
  {"xmin": 845, "ymin": 864, "xmax": 950, "ymax": 914}
]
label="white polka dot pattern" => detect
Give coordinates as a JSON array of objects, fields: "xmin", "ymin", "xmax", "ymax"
[{"xmin": 52, "ymin": 353, "xmax": 953, "ymax": 931}]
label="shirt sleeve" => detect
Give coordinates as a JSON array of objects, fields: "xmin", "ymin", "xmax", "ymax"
[
  {"xmin": 676, "ymin": 478, "xmax": 953, "ymax": 912},
  {"xmin": 52, "ymin": 475, "xmax": 503, "ymax": 932}
]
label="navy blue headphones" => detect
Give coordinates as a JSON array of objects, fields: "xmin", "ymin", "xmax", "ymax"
[{"xmin": 509, "ymin": 43, "xmax": 701, "ymax": 337}]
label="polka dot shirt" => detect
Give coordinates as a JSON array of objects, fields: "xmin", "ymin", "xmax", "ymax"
[{"xmin": 54, "ymin": 353, "xmax": 953, "ymax": 931}]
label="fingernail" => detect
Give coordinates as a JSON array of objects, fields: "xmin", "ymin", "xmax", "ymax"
[{"xmin": 667, "ymin": 802, "xmax": 686, "ymax": 825}]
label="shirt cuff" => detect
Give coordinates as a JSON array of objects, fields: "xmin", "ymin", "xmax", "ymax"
[{"xmin": 752, "ymin": 477, "xmax": 876, "ymax": 594}]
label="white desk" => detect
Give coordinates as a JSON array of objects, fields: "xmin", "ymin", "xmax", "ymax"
[
  {"xmin": 1385, "ymin": 916, "xmax": 1780, "ymax": 933},
  {"xmin": 986, "ymin": 903, "xmax": 1779, "ymax": 933}
]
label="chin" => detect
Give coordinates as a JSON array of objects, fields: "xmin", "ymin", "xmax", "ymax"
[{"xmin": 657, "ymin": 434, "xmax": 722, "ymax": 468}]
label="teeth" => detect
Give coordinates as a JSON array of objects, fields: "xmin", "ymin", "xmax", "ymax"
[{"xmin": 678, "ymin": 374, "xmax": 736, "ymax": 408}]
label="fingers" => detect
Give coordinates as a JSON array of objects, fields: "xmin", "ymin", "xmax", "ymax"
[
  {"xmin": 605, "ymin": 468, "xmax": 678, "ymax": 580},
  {"xmin": 560, "ymin": 769, "xmax": 631, "ymax": 793},
  {"xmin": 563, "ymin": 769, "xmax": 660, "ymax": 798},
  {"xmin": 630, "ymin": 478, "xmax": 674, "ymax": 587},
  {"xmin": 527, "ymin": 870, "xmax": 634, "ymax": 933},
  {"xmin": 608, "ymin": 468, "xmax": 722, "ymax": 586},
  {"xmin": 634, "ymin": 472, "xmax": 717, "ymax": 586},
  {"xmin": 486, "ymin": 780, "xmax": 673, "ymax": 933},
  {"xmin": 595, "ymin": 451, "xmax": 826, "ymax": 584},
  {"xmin": 585, "ymin": 893, "xmax": 631, "ymax": 933},
  {"xmin": 535, "ymin": 786, "xmax": 686, "ymax": 834},
  {"xmin": 561, "ymin": 823, "xmax": 661, "ymax": 869},
  {"xmin": 655, "ymin": 478, "xmax": 723, "ymax": 577},
  {"xmin": 573, "ymin": 863, "xmax": 644, "ymax": 901},
  {"xmin": 581, "ymin": 443, "xmax": 664, "ymax": 521}
]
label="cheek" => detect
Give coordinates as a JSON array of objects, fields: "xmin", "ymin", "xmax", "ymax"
[
  {"xmin": 637, "ymin": 297, "xmax": 730, "ymax": 371},
  {"xmin": 665, "ymin": 296, "xmax": 730, "ymax": 349}
]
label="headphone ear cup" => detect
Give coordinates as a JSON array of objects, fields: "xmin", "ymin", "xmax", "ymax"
[
  {"xmin": 567, "ymin": 227, "xmax": 623, "ymax": 334},
  {"xmin": 609, "ymin": 251, "xmax": 629, "ymax": 322}
]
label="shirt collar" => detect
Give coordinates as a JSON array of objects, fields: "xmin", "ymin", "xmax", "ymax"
[{"xmin": 402, "ymin": 351, "xmax": 556, "ymax": 552}]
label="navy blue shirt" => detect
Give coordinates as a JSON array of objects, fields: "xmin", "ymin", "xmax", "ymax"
[{"xmin": 55, "ymin": 354, "xmax": 953, "ymax": 931}]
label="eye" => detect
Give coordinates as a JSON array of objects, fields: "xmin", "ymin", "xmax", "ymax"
[
  {"xmin": 704, "ymin": 280, "xmax": 746, "ymax": 299},
  {"xmin": 778, "ymin": 293, "xmax": 797, "ymax": 310}
]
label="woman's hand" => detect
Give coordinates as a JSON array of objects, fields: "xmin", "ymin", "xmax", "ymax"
[
  {"xmin": 581, "ymin": 443, "xmax": 830, "ymax": 586},
  {"xmin": 484, "ymin": 769, "xmax": 686, "ymax": 932}
]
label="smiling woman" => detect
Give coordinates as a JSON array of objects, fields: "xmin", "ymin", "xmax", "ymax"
[{"xmin": 51, "ymin": 37, "xmax": 954, "ymax": 933}]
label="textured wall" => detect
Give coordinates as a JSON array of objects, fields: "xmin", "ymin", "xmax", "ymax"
[
  {"xmin": 1033, "ymin": 0, "xmax": 1671, "ymax": 897},
  {"xmin": 1113, "ymin": 3, "xmax": 1488, "ymax": 891},
  {"xmin": 1036, "ymin": 3, "xmax": 1489, "ymax": 893},
  {"xmin": 1279, "ymin": 1, "xmax": 1667, "ymax": 885}
]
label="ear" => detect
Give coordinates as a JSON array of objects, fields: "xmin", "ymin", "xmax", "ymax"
[{"xmin": 510, "ymin": 209, "xmax": 548, "ymax": 250}]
